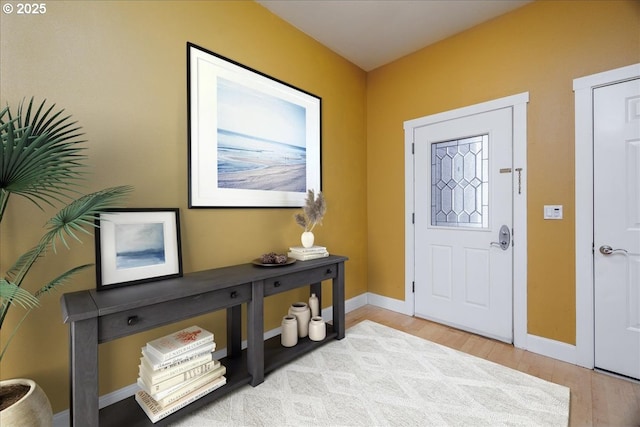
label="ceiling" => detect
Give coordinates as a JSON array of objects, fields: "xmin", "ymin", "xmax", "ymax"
[{"xmin": 256, "ymin": 0, "xmax": 532, "ymax": 71}]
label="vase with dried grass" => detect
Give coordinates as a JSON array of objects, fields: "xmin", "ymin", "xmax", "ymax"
[{"xmin": 294, "ymin": 190, "xmax": 326, "ymax": 248}]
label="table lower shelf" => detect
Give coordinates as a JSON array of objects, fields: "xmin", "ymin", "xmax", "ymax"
[
  {"xmin": 96, "ymin": 324, "xmax": 338, "ymax": 426},
  {"xmin": 98, "ymin": 353, "xmax": 250, "ymax": 427},
  {"xmin": 264, "ymin": 324, "xmax": 337, "ymax": 374}
]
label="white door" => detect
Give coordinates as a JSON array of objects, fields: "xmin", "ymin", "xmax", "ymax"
[
  {"xmin": 594, "ymin": 78, "xmax": 640, "ymax": 380},
  {"xmin": 414, "ymin": 107, "xmax": 513, "ymax": 343}
]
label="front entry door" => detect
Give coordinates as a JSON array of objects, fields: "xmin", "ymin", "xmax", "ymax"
[
  {"xmin": 414, "ymin": 107, "xmax": 513, "ymax": 343},
  {"xmin": 594, "ymin": 77, "xmax": 640, "ymax": 380}
]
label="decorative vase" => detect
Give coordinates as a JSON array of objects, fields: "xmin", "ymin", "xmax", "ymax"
[
  {"xmin": 308, "ymin": 316, "xmax": 326, "ymax": 341},
  {"xmin": 281, "ymin": 315, "xmax": 298, "ymax": 347},
  {"xmin": 0, "ymin": 378, "xmax": 53, "ymax": 427},
  {"xmin": 309, "ymin": 293, "xmax": 319, "ymax": 317},
  {"xmin": 288, "ymin": 302, "xmax": 311, "ymax": 338},
  {"xmin": 301, "ymin": 231, "xmax": 314, "ymax": 248}
]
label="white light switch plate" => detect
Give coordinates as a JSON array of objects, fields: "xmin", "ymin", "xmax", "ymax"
[{"xmin": 544, "ymin": 205, "xmax": 563, "ymax": 220}]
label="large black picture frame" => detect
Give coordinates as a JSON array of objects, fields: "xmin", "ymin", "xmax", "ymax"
[{"xmin": 187, "ymin": 42, "xmax": 322, "ymax": 208}]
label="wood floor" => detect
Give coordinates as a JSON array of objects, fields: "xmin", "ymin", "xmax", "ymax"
[{"xmin": 345, "ymin": 305, "xmax": 640, "ymax": 427}]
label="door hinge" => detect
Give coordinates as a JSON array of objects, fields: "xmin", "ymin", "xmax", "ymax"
[
  {"xmin": 412, "ymin": 142, "xmax": 415, "ymax": 154},
  {"xmin": 412, "ymin": 281, "xmax": 415, "ymax": 293},
  {"xmin": 412, "ymin": 213, "xmax": 415, "ymax": 224}
]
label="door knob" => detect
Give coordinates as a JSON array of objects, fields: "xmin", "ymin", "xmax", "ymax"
[
  {"xmin": 490, "ymin": 225, "xmax": 511, "ymax": 251},
  {"xmin": 599, "ymin": 245, "xmax": 628, "ymax": 255}
]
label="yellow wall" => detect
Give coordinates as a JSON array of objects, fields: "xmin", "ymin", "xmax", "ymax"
[
  {"xmin": 367, "ymin": 0, "xmax": 640, "ymax": 343},
  {"xmin": 0, "ymin": 1, "xmax": 367, "ymax": 412},
  {"xmin": 2, "ymin": 0, "xmax": 640, "ymax": 415}
]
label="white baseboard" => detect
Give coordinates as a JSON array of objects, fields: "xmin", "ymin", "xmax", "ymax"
[
  {"xmin": 53, "ymin": 293, "xmax": 370, "ymax": 426},
  {"xmin": 526, "ymin": 333, "xmax": 577, "ymax": 365},
  {"xmin": 366, "ymin": 292, "xmax": 413, "ymax": 315},
  {"xmin": 345, "ymin": 292, "xmax": 369, "ymax": 313}
]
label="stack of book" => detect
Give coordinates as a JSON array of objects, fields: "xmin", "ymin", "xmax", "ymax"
[
  {"xmin": 288, "ymin": 245, "xmax": 329, "ymax": 261},
  {"xmin": 135, "ymin": 325, "xmax": 227, "ymax": 423}
]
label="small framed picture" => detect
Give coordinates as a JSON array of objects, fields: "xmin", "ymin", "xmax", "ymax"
[{"xmin": 95, "ymin": 208, "xmax": 183, "ymax": 291}]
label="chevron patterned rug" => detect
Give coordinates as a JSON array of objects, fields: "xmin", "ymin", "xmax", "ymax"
[{"xmin": 171, "ymin": 320, "xmax": 570, "ymax": 426}]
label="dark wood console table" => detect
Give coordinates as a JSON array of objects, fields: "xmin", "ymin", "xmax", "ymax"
[{"xmin": 60, "ymin": 255, "xmax": 347, "ymax": 426}]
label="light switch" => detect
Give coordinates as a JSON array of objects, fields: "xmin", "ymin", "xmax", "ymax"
[{"xmin": 544, "ymin": 205, "xmax": 563, "ymax": 220}]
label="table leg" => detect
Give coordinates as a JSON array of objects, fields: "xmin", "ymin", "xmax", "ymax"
[
  {"xmin": 333, "ymin": 262, "xmax": 345, "ymax": 339},
  {"xmin": 226, "ymin": 305, "xmax": 242, "ymax": 358},
  {"xmin": 69, "ymin": 317, "xmax": 98, "ymax": 427},
  {"xmin": 248, "ymin": 280, "xmax": 264, "ymax": 386}
]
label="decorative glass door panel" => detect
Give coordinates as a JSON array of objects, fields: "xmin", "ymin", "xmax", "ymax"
[{"xmin": 431, "ymin": 135, "xmax": 488, "ymax": 228}]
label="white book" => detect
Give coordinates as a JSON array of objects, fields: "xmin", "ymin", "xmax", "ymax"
[
  {"xmin": 139, "ymin": 359, "xmax": 221, "ymax": 392},
  {"xmin": 141, "ymin": 342, "xmax": 215, "ymax": 370},
  {"xmin": 288, "ymin": 251, "xmax": 329, "ymax": 261},
  {"xmin": 289, "ymin": 245, "xmax": 327, "ymax": 253},
  {"xmin": 146, "ymin": 326, "xmax": 214, "ymax": 362},
  {"xmin": 138, "ymin": 353, "xmax": 219, "ymax": 384},
  {"xmin": 154, "ymin": 369, "xmax": 226, "ymax": 407},
  {"xmin": 135, "ymin": 375, "xmax": 227, "ymax": 423},
  {"xmin": 138, "ymin": 365, "xmax": 226, "ymax": 401}
]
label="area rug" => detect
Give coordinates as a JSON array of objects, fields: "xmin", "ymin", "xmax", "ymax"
[{"xmin": 170, "ymin": 320, "xmax": 570, "ymax": 426}]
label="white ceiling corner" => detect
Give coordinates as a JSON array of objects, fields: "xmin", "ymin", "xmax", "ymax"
[{"xmin": 255, "ymin": 0, "xmax": 532, "ymax": 71}]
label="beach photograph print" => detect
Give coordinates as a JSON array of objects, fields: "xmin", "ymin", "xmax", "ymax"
[
  {"xmin": 217, "ymin": 77, "xmax": 307, "ymax": 192},
  {"xmin": 188, "ymin": 42, "xmax": 321, "ymax": 208},
  {"xmin": 114, "ymin": 222, "xmax": 166, "ymax": 270}
]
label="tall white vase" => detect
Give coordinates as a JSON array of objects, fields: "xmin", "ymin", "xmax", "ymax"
[
  {"xmin": 288, "ymin": 302, "xmax": 311, "ymax": 337},
  {"xmin": 309, "ymin": 293, "xmax": 319, "ymax": 317},
  {"xmin": 301, "ymin": 231, "xmax": 314, "ymax": 248},
  {"xmin": 280, "ymin": 315, "xmax": 298, "ymax": 347}
]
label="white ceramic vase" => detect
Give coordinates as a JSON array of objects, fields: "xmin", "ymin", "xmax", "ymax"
[
  {"xmin": 301, "ymin": 231, "xmax": 314, "ymax": 248},
  {"xmin": 308, "ymin": 293, "xmax": 319, "ymax": 317},
  {"xmin": 288, "ymin": 302, "xmax": 311, "ymax": 338},
  {"xmin": 0, "ymin": 378, "xmax": 53, "ymax": 427},
  {"xmin": 281, "ymin": 315, "xmax": 298, "ymax": 347},
  {"xmin": 308, "ymin": 316, "xmax": 326, "ymax": 341}
]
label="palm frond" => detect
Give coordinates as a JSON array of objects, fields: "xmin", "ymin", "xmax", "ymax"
[
  {"xmin": 16, "ymin": 98, "xmax": 86, "ymax": 146},
  {"xmin": 5, "ymin": 246, "xmax": 44, "ymax": 283},
  {"xmin": 0, "ymin": 99, "xmax": 88, "ymax": 216},
  {"xmin": 2, "ymin": 186, "xmax": 131, "ymax": 294},
  {"xmin": 43, "ymin": 185, "xmax": 133, "ymax": 252},
  {"xmin": 0, "ymin": 98, "xmax": 134, "ymax": 362},
  {"xmin": 33, "ymin": 264, "xmax": 93, "ymax": 299},
  {"xmin": 0, "ymin": 279, "xmax": 40, "ymax": 310}
]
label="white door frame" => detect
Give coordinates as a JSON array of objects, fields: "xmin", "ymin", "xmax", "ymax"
[
  {"xmin": 404, "ymin": 92, "xmax": 529, "ymax": 349},
  {"xmin": 574, "ymin": 63, "xmax": 640, "ymax": 369}
]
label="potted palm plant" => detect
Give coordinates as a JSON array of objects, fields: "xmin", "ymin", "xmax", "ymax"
[{"xmin": 0, "ymin": 98, "xmax": 132, "ymax": 426}]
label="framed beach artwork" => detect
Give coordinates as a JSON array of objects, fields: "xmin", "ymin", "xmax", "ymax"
[
  {"xmin": 94, "ymin": 208, "xmax": 183, "ymax": 290},
  {"xmin": 187, "ymin": 42, "xmax": 322, "ymax": 208}
]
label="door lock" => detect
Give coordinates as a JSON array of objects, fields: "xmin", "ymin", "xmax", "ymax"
[{"xmin": 490, "ymin": 225, "xmax": 511, "ymax": 251}]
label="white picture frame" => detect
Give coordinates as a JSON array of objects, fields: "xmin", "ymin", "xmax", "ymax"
[{"xmin": 95, "ymin": 208, "xmax": 183, "ymax": 290}]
